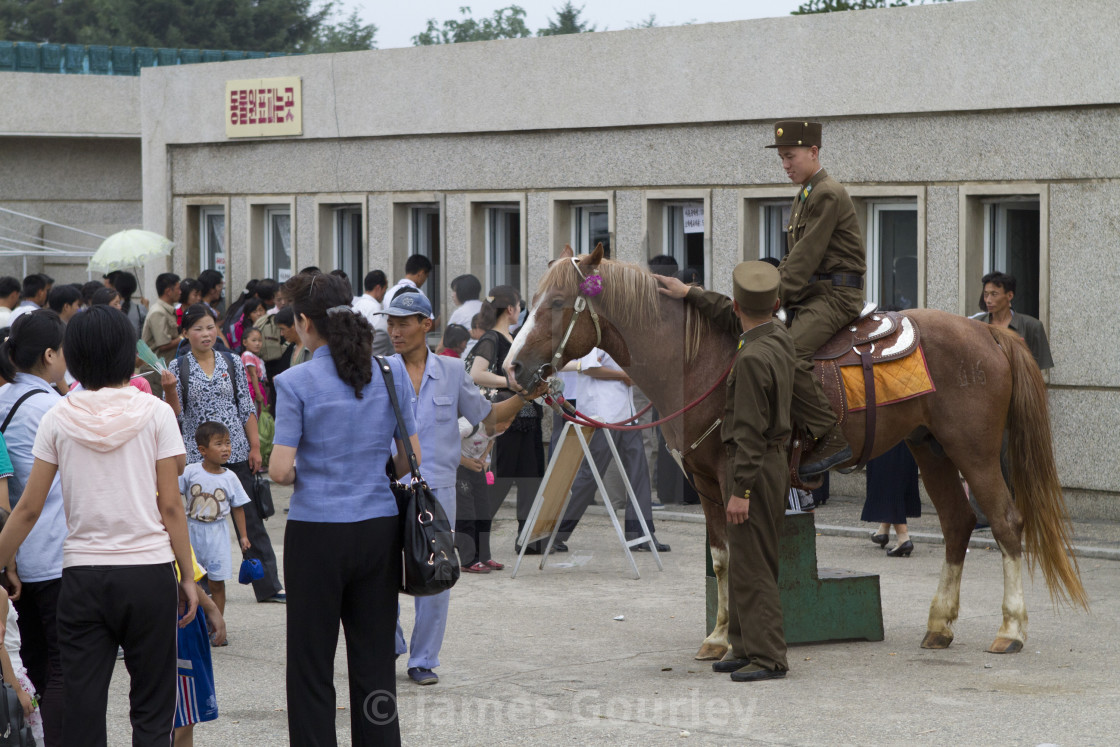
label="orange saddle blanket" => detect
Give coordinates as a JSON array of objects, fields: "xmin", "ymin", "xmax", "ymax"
[{"xmin": 839, "ymin": 346, "xmax": 935, "ymax": 412}]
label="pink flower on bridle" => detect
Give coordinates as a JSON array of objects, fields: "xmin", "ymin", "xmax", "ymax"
[{"xmin": 579, "ymin": 273, "xmax": 602, "ymax": 297}]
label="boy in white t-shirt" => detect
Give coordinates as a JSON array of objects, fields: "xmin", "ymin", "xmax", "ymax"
[{"xmin": 180, "ymin": 422, "xmax": 251, "ymax": 618}]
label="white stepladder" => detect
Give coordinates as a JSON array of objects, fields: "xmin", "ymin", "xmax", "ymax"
[{"xmin": 512, "ymin": 420, "xmax": 663, "ymax": 579}]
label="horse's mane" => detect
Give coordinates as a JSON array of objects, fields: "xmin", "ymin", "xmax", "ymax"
[{"xmin": 535, "ymin": 258, "xmax": 711, "ymax": 362}]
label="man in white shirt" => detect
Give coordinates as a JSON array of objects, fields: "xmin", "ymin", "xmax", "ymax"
[
  {"xmin": 553, "ymin": 348, "xmax": 669, "ymax": 552},
  {"xmin": 8, "ymin": 273, "xmax": 51, "ymax": 325},
  {"xmin": 352, "ymin": 269, "xmax": 392, "ymax": 356},
  {"xmin": 385, "ymin": 255, "xmax": 433, "ymax": 307},
  {"xmin": 447, "ymin": 274, "xmax": 483, "ymax": 329}
]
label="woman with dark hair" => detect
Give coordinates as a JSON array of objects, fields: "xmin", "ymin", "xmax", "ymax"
[
  {"xmin": 269, "ymin": 272, "xmax": 418, "ymax": 745},
  {"xmin": 468, "ymin": 286, "xmax": 546, "ymax": 555},
  {"xmin": 222, "ymin": 279, "xmax": 260, "ymax": 345},
  {"xmin": 177, "ymin": 279, "xmax": 201, "ymax": 326},
  {"xmin": 109, "ymin": 271, "xmax": 147, "ymax": 334},
  {"xmin": 231, "ymin": 298, "xmax": 266, "ymax": 351},
  {"xmin": 89, "ymin": 287, "xmax": 121, "ymax": 310},
  {"xmin": 0, "ymin": 310, "xmax": 70, "ymax": 745},
  {"xmin": 0, "ymin": 306, "xmax": 196, "ymax": 745},
  {"xmin": 160, "ymin": 305, "xmax": 284, "ymax": 605},
  {"xmin": 448, "ymin": 274, "xmax": 482, "ymax": 329},
  {"xmin": 79, "ymin": 281, "xmax": 103, "ymax": 309}
]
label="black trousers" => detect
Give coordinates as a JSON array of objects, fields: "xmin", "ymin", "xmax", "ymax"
[
  {"xmin": 226, "ymin": 460, "xmax": 284, "ymax": 601},
  {"xmin": 285, "ymin": 516, "xmax": 402, "ymax": 747},
  {"xmin": 14, "ymin": 578, "xmax": 63, "ymax": 747},
  {"xmin": 58, "ymin": 564, "xmax": 179, "ymax": 746},
  {"xmin": 455, "ymin": 466, "xmax": 491, "ymax": 565}
]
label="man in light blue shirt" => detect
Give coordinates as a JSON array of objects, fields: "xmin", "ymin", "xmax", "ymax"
[{"xmin": 381, "ymin": 292, "xmax": 524, "ymax": 686}]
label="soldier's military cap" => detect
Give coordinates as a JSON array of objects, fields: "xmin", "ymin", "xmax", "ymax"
[
  {"xmin": 732, "ymin": 261, "xmax": 780, "ymax": 313},
  {"xmin": 765, "ymin": 120, "xmax": 822, "ymax": 149}
]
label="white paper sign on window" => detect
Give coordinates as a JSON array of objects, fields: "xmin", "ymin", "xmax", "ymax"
[
  {"xmin": 683, "ymin": 205, "xmax": 705, "ymax": 234},
  {"xmin": 215, "ymin": 253, "xmax": 226, "ymax": 276}
]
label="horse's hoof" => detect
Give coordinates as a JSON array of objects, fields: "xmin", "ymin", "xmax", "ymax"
[
  {"xmin": 694, "ymin": 643, "xmax": 727, "ymax": 661},
  {"xmin": 920, "ymin": 631, "xmax": 954, "ymax": 649},
  {"xmin": 987, "ymin": 637, "xmax": 1023, "ymax": 654}
]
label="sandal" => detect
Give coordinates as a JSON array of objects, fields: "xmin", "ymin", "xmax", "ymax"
[
  {"xmin": 461, "ymin": 561, "xmax": 491, "ymax": 574},
  {"xmin": 483, "ymin": 559, "xmax": 505, "ymax": 571}
]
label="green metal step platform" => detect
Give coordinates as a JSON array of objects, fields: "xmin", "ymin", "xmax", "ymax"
[{"xmin": 707, "ymin": 511, "xmax": 884, "ymax": 644}]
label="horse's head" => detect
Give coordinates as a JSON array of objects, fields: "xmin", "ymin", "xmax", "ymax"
[{"xmin": 505, "ymin": 243, "xmax": 633, "ymax": 394}]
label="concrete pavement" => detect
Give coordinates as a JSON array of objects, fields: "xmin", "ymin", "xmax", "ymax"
[{"xmin": 105, "ymin": 487, "xmax": 1118, "ymax": 745}]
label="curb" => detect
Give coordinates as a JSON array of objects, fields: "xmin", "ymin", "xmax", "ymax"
[{"xmin": 580, "ymin": 505, "xmax": 1120, "ymax": 562}]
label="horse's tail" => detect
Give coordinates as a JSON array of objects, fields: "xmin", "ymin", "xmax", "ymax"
[{"xmin": 989, "ymin": 325, "xmax": 1088, "ymax": 609}]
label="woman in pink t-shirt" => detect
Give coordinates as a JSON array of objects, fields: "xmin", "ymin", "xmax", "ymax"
[{"xmin": 0, "ymin": 306, "xmax": 197, "ymax": 746}]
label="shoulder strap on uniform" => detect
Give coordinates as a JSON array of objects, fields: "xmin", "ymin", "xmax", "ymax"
[{"xmin": 0, "ymin": 389, "xmax": 45, "ymax": 433}]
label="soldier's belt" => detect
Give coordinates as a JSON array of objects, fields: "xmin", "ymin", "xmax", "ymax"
[{"xmin": 810, "ymin": 273, "xmax": 864, "ymax": 289}]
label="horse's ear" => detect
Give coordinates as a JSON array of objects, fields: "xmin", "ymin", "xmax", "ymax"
[
  {"xmin": 560, "ymin": 245, "xmax": 574, "ymax": 260},
  {"xmin": 588, "ymin": 243, "xmax": 604, "ymax": 268}
]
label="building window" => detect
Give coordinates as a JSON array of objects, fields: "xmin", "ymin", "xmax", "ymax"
[
  {"xmin": 334, "ymin": 206, "xmax": 363, "ymax": 290},
  {"xmin": 867, "ymin": 201, "xmax": 919, "ymax": 310},
  {"xmin": 985, "ymin": 198, "xmax": 1040, "ymax": 319},
  {"xmin": 486, "ymin": 206, "xmax": 521, "ymax": 292},
  {"xmin": 759, "ymin": 201, "xmax": 790, "ymax": 262},
  {"xmin": 663, "ymin": 202, "xmax": 705, "ymax": 276},
  {"xmin": 571, "ymin": 203, "xmax": 610, "ymax": 256},
  {"xmin": 409, "ymin": 205, "xmax": 441, "ymax": 316},
  {"xmin": 199, "ymin": 206, "xmax": 225, "ymax": 276},
  {"xmin": 264, "ymin": 206, "xmax": 292, "ymax": 282}
]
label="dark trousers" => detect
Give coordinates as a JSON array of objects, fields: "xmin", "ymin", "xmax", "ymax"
[
  {"xmin": 557, "ymin": 428, "xmax": 655, "ymax": 541},
  {"xmin": 226, "ymin": 460, "xmax": 283, "ymax": 601},
  {"xmin": 58, "ymin": 564, "xmax": 179, "ymax": 746},
  {"xmin": 787, "ymin": 291, "xmax": 861, "ymax": 439},
  {"xmin": 285, "ymin": 517, "xmax": 402, "ymax": 747},
  {"xmin": 14, "ymin": 578, "xmax": 63, "ymax": 747},
  {"xmin": 455, "ymin": 466, "xmax": 491, "ymax": 565},
  {"xmin": 726, "ymin": 448, "xmax": 789, "ymax": 672},
  {"xmin": 493, "ymin": 418, "xmax": 544, "ymax": 544}
]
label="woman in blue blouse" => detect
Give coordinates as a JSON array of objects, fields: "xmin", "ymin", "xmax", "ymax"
[{"xmin": 269, "ymin": 272, "xmax": 418, "ymax": 747}]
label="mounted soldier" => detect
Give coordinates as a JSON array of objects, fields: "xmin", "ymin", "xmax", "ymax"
[{"xmin": 767, "ymin": 120, "xmax": 866, "ymax": 478}]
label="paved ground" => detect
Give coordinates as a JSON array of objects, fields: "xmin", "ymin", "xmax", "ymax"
[{"xmin": 106, "ymin": 487, "xmax": 1118, "ymax": 745}]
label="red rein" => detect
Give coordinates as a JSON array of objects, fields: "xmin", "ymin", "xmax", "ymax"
[{"xmin": 547, "ymin": 359, "xmax": 735, "ymax": 432}]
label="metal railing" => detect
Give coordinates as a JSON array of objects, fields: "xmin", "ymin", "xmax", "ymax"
[{"xmin": 0, "ymin": 42, "xmax": 295, "ymax": 76}]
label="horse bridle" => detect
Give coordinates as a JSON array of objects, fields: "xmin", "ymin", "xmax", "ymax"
[{"xmin": 526, "ymin": 258, "xmax": 603, "ymax": 399}]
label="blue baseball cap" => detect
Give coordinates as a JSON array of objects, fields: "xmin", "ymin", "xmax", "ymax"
[{"xmin": 377, "ymin": 291, "xmax": 434, "ymax": 319}]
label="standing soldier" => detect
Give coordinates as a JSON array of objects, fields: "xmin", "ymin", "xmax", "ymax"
[
  {"xmin": 656, "ymin": 261, "xmax": 794, "ymax": 681},
  {"xmin": 768, "ymin": 120, "xmax": 866, "ymax": 478}
]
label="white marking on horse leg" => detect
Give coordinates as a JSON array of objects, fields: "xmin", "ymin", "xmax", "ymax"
[
  {"xmin": 503, "ymin": 299, "xmax": 537, "ymax": 372},
  {"xmin": 995, "ymin": 551, "xmax": 1028, "ymax": 643},
  {"xmin": 701, "ymin": 545, "xmax": 730, "ymax": 651},
  {"xmin": 926, "ymin": 561, "xmax": 964, "ymax": 637}
]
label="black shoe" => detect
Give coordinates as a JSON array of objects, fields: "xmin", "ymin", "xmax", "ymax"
[
  {"xmin": 712, "ymin": 658, "xmax": 751, "ymax": 673},
  {"xmin": 886, "ymin": 539, "xmax": 914, "ymax": 557},
  {"xmin": 552, "ymin": 541, "xmax": 568, "ymax": 553},
  {"xmin": 871, "ymin": 532, "xmax": 890, "ymax": 548},
  {"xmin": 515, "ymin": 543, "xmax": 542, "ymax": 556},
  {"xmin": 798, "ymin": 427, "xmax": 853, "ymax": 478},
  {"xmin": 632, "ymin": 539, "xmax": 671, "ymax": 552},
  {"xmin": 730, "ymin": 665, "xmax": 787, "ymax": 682}
]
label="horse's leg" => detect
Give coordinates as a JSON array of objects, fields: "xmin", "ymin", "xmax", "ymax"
[
  {"xmin": 694, "ymin": 473, "xmax": 729, "ymax": 661},
  {"xmin": 907, "ymin": 441, "xmax": 974, "ymax": 649},
  {"xmin": 960, "ymin": 454, "xmax": 1027, "ymax": 654}
]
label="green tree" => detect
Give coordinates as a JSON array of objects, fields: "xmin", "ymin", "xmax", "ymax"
[
  {"xmin": 538, "ymin": 2, "xmax": 595, "ymax": 36},
  {"xmin": 0, "ymin": 0, "xmax": 349, "ymax": 52},
  {"xmin": 627, "ymin": 14, "xmax": 659, "ymax": 29},
  {"xmin": 792, "ymin": 0, "xmax": 951, "ymax": 14},
  {"xmin": 306, "ymin": 7, "xmax": 377, "ymax": 53},
  {"xmin": 412, "ymin": 5, "xmax": 531, "ymax": 45}
]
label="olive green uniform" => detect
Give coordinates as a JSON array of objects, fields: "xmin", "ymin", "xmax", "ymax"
[
  {"xmin": 687, "ymin": 287, "xmax": 793, "ymax": 673},
  {"xmin": 779, "ymin": 167, "xmax": 866, "ymax": 439}
]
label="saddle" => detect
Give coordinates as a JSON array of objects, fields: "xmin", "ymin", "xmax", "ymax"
[{"xmin": 809, "ymin": 309, "xmax": 925, "ymax": 473}]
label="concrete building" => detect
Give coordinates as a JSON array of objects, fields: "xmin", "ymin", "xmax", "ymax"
[{"xmin": 3, "ymin": 0, "xmax": 1115, "ymax": 513}]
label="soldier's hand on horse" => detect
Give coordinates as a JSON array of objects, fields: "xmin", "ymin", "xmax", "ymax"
[
  {"xmin": 726, "ymin": 495, "xmax": 750, "ymax": 525},
  {"xmin": 653, "ymin": 274, "xmax": 690, "ymax": 299}
]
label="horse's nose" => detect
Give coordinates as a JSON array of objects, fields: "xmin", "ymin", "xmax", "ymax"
[{"xmin": 509, "ymin": 360, "xmax": 523, "ymax": 381}]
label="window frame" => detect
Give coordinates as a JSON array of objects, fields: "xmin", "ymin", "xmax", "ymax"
[
  {"xmin": 263, "ymin": 205, "xmax": 293, "ymax": 283},
  {"xmin": 865, "ymin": 199, "xmax": 920, "ymax": 309},
  {"xmin": 646, "ymin": 189, "xmax": 711, "ymax": 287}
]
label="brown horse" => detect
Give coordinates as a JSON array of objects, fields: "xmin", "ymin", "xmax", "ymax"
[{"xmin": 507, "ymin": 245, "xmax": 1087, "ymax": 660}]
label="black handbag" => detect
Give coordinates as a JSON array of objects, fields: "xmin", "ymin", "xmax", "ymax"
[
  {"xmin": 0, "ymin": 681, "xmax": 34, "ymax": 746},
  {"xmin": 252, "ymin": 472, "xmax": 275, "ymax": 520},
  {"xmin": 375, "ymin": 357, "xmax": 460, "ymax": 597}
]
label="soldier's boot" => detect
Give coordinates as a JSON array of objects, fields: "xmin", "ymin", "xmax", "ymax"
[{"xmin": 798, "ymin": 424, "xmax": 852, "ymax": 479}]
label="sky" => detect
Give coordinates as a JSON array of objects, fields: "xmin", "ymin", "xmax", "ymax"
[{"xmin": 351, "ymin": 0, "xmax": 810, "ymax": 49}]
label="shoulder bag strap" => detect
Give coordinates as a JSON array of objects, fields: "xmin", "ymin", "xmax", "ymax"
[
  {"xmin": 0, "ymin": 390, "xmax": 45, "ymax": 434},
  {"xmin": 375, "ymin": 356, "xmax": 421, "ymax": 482},
  {"xmin": 221, "ymin": 350, "xmax": 241, "ymax": 411}
]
